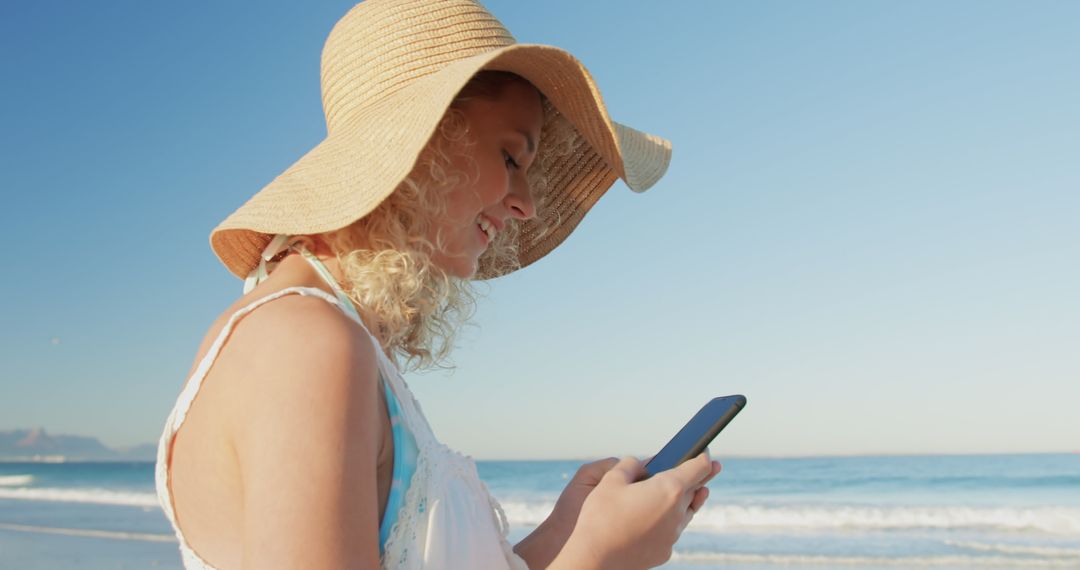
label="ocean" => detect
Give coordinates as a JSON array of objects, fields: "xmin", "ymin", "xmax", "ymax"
[{"xmin": 0, "ymin": 453, "xmax": 1077, "ymax": 569}]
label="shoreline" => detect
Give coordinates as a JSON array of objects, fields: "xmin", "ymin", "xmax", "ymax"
[{"xmin": 2, "ymin": 450, "xmax": 1078, "ymax": 464}]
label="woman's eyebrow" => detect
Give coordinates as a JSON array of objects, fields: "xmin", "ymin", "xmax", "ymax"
[{"xmin": 515, "ymin": 128, "xmax": 536, "ymax": 154}]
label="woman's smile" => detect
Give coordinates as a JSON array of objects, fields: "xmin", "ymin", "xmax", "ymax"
[{"xmin": 476, "ymin": 219, "xmax": 491, "ymax": 246}]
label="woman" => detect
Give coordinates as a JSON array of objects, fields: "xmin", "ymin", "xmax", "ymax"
[{"xmin": 155, "ymin": 1, "xmax": 722, "ymax": 568}]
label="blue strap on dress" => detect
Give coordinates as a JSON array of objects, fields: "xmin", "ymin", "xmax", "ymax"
[{"xmin": 376, "ymin": 360, "xmax": 418, "ymax": 556}]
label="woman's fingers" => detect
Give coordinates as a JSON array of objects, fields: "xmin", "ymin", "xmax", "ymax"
[
  {"xmin": 677, "ymin": 486, "xmax": 709, "ymax": 536},
  {"xmin": 683, "ymin": 459, "xmax": 720, "ymax": 518},
  {"xmin": 688, "ymin": 485, "xmax": 709, "ymax": 514},
  {"xmin": 676, "ymin": 486, "xmax": 709, "ymax": 538},
  {"xmin": 700, "ymin": 461, "xmax": 722, "ymax": 486}
]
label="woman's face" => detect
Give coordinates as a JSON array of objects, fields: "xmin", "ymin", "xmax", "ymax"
[{"xmin": 426, "ymin": 80, "xmax": 545, "ymax": 279}]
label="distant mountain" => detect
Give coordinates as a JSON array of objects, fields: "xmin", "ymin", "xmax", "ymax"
[
  {"xmin": 114, "ymin": 442, "xmax": 160, "ymax": 460},
  {"xmin": 0, "ymin": 427, "xmax": 156, "ymax": 462}
]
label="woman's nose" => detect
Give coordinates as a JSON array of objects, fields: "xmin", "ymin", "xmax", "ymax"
[{"xmin": 504, "ymin": 179, "xmax": 537, "ymax": 220}]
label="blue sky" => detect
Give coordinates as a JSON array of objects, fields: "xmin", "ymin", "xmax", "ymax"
[{"xmin": 1, "ymin": 0, "xmax": 1077, "ymax": 460}]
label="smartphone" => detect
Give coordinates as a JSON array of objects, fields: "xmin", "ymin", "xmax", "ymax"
[{"xmin": 639, "ymin": 395, "xmax": 747, "ymax": 481}]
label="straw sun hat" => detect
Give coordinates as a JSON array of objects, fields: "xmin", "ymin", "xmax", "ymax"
[{"xmin": 210, "ymin": 0, "xmax": 673, "ymax": 282}]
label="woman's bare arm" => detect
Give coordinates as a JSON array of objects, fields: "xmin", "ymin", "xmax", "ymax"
[{"xmin": 225, "ymin": 295, "xmax": 384, "ymax": 569}]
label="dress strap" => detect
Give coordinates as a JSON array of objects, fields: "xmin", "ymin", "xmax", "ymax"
[
  {"xmin": 242, "ymin": 234, "xmax": 289, "ymax": 294},
  {"xmin": 295, "ymin": 247, "xmax": 364, "ymax": 325},
  {"xmin": 242, "ymin": 234, "xmax": 391, "ymax": 365}
]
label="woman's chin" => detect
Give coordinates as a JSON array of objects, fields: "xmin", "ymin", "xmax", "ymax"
[
  {"xmin": 444, "ymin": 259, "xmax": 479, "ymax": 280},
  {"xmin": 463, "ymin": 259, "xmax": 480, "ymax": 280}
]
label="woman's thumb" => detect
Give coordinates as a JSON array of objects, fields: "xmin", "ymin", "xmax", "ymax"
[
  {"xmin": 574, "ymin": 456, "xmax": 621, "ymax": 484},
  {"xmin": 603, "ymin": 455, "xmax": 645, "ymax": 485},
  {"xmin": 670, "ymin": 449, "xmax": 714, "ymax": 487}
]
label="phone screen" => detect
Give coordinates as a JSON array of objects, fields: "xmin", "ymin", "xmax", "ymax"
[{"xmin": 640, "ymin": 395, "xmax": 746, "ymax": 480}]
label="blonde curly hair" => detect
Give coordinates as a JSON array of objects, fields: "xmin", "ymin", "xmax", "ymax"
[{"xmin": 303, "ymin": 71, "xmax": 575, "ymax": 372}]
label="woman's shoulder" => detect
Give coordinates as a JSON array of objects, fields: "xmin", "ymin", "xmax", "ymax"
[
  {"xmin": 201, "ymin": 285, "xmax": 384, "ymax": 443},
  {"xmin": 226, "ymin": 285, "xmax": 378, "ymax": 380},
  {"xmin": 195, "ymin": 288, "xmax": 389, "ymax": 568}
]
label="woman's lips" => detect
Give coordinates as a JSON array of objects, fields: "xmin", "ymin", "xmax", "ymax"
[{"xmin": 476, "ymin": 222, "xmax": 490, "ymax": 246}]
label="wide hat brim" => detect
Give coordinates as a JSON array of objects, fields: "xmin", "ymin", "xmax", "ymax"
[{"xmin": 210, "ymin": 43, "xmax": 672, "ymax": 281}]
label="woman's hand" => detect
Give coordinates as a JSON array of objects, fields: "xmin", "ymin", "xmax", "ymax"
[
  {"xmin": 551, "ymin": 451, "xmax": 723, "ymax": 570},
  {"xmin": 548, "ymin": 457, "xmax": 624, "ymax": 535},
  {"xmin": 514, "ymin": 457, "xmax": 625, "ymax": 569}
]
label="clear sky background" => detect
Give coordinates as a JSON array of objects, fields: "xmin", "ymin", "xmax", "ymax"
[{"xmin": 1, "ymin": 0, "xmax": 1077, "ymax": 460}]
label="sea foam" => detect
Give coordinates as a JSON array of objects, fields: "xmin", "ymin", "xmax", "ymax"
[
  {"xmin": 669, "ymin": 551, "xmax": 1080, "ymax": 567},
  {"xmin": 0, "ymin": 486, "xmax": 158, "ymax": 508},
  {"xmin": 686, "ymin": 504, "xmax": 1080, "ymax": 536},
  {"xmin": 496, "ymin": 499, "xmax": 1080, "ymax": 536},
  {"xmin": 0, "ymin": 475, "xmax": 34, "ymax": 486}
]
